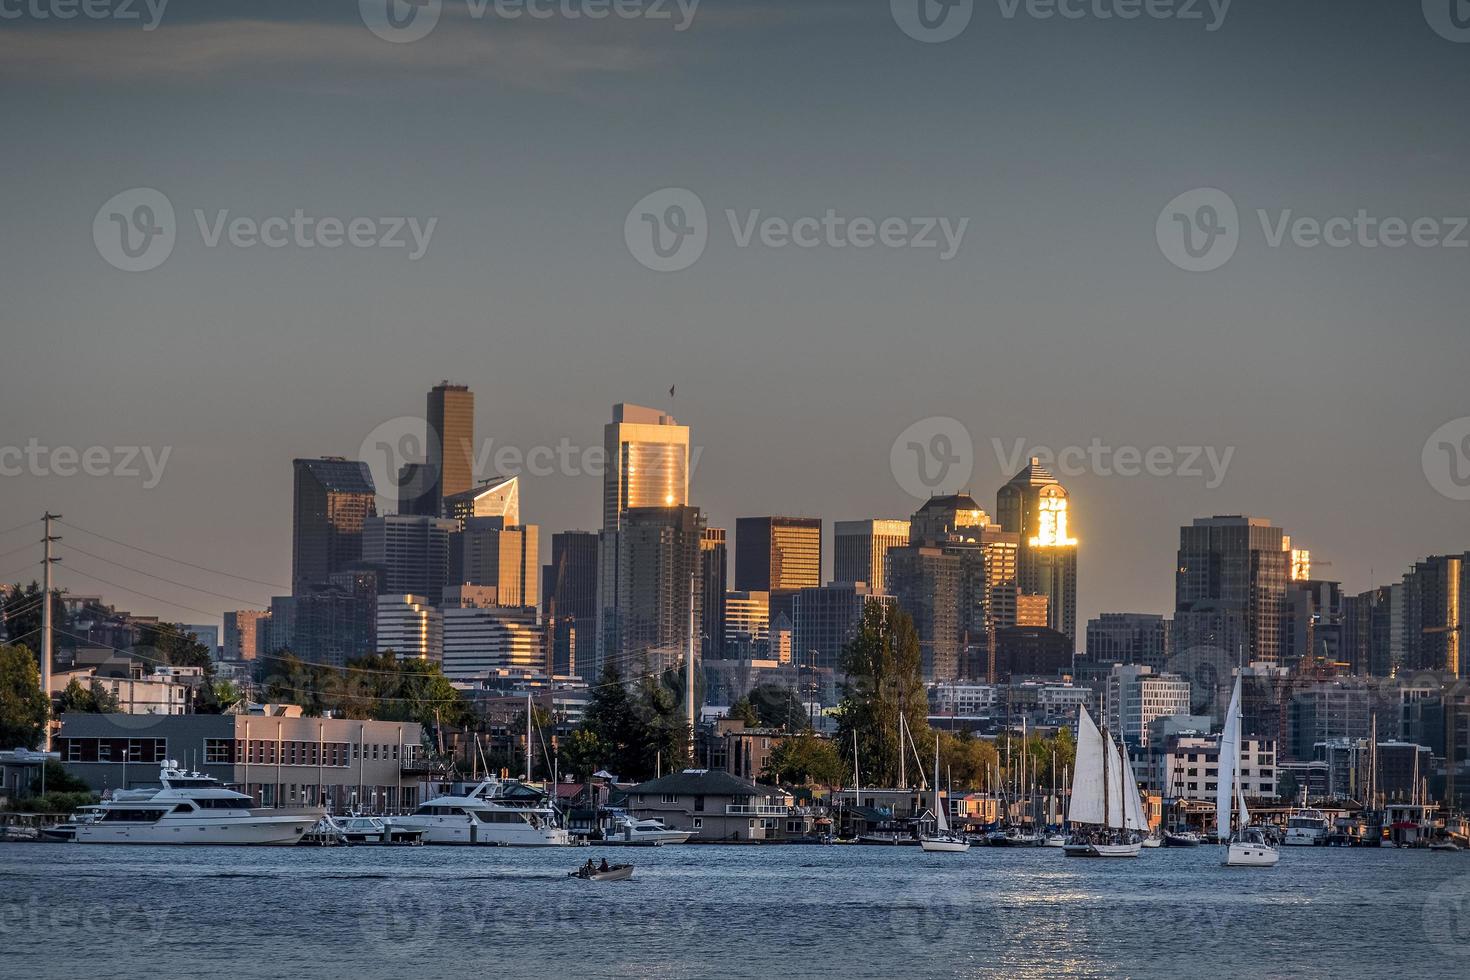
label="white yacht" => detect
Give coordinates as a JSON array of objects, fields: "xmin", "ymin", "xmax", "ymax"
[
  {"xmin": 1283, "ymin": 809, "xmax": 1330, "ymax": 846},
  {"xmin": 602, "ymin": 811, "xmax": 694, "ymax": 845},
  {"xmin": 399, "ymin": 777, "xmax": 571, "ymax": 846},
  {"xmin": 74, "ymin": 763, "xmax": 319, "ymax": 845}
]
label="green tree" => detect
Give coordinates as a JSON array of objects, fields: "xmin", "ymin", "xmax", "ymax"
[
  {"xmin": 936, "ymin": 730, "xmax": 1000, "ymax": 789},
  {"xmin": 728, "ymin": 696, "xmax": 761, "ymax": 727},
  {"xmin": 764, "ymin": 733, "xmax": 846, "ymax": 786},
  {"xmin": 1, "ymin": 583, "xmax": 70, "ymax": 657},
  {"xmin": 57, "ymin": 677, "xmax": 120, "ymax": 714},
  {"xmin": 835, "ymin": 604, "xmax": 928, "ymax": 788},
  {"xmin": 0, "ymin": 644, "xmax": 48, "ymax": 749},
  {"xmin": 581, "ymin": 662, "xmax": 690, "ymax": 781},
  {"xmin": 30, "ymin": 759, "xmax": 90, "ymax": 794},
  {"xmin": 748, "ymin": 682, "xmax": 808, "ymax": 731},
  {"xmin": 560, "ymin": 728, "xmax": 610, "ymax": 781}
]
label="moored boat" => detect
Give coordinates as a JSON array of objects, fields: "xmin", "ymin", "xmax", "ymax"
[{"xmin": 397, "ymin": 776, "xmax": 571, "ymax": 846}]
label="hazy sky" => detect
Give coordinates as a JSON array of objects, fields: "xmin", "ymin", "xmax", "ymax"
[{"xmin": 2, "ymin": 0, "xmax": 1468, "ymax": 633}]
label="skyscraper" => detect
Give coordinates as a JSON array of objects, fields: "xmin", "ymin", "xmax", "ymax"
[
  {"xmin": 996, "ymin": 459, "xmax": 1078, "ymax": 644},
  {"xmin": 427, "ymin": 381, "xmax": 475, "ymax": 512},
  {"xmin": 735, "ymin": 516, "xmax": 821, "ymax": 623},
  {"xmin": 792, "ymin": 582, "xmax": 893, "ymax": 673},
  {"xmin": 700, "ymin": 527, "xmax": 728, "ymax": 660},
  {"xmin": 597, "ymin": 403, "xmax": 691, "ymax": 671},
  {"xmin": 362, "ymin": 514, "xmax": 457, "ymax": 605},
  {"xmin": 376, "ymin": 594, "xmax": 443, "ymax": 663},
  {"xmin": 603, "ymin": 505, "xmax": 705, "ymax": 676},
  {"xmin": 291, "ymin": 457, "xmax": 377, "ymax": 596},
  {"xmin": 1173, "ymin": 515, "xmax": 1290, "ymax": 666},
  {"xmin": 1401, "ymin": 553, "xmax": 1467, "ymax": 676},
  {"xmin": 452, "ymin": 518, "xmax": 539, "ymax": 611},
  {"xmin": 833, "ymin": 519, "xmax": 910, "ymax": 594},
  {"xmin": 443, "ymin": 476, "xmax": 519, "ymax": 528},
  {"xmin": 1085, "ymin": 613, "xmax": 1173, "ymax": 672},
  {"xmin": 544, "ymin": 530, "xmax": 598, "ymax": 678}
]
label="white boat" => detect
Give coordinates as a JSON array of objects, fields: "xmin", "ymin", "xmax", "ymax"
[
  {"xmin": 1140, "ymin": 832, "xmax": 1163, "ymax": 848},
  {"xmin": 398, "ymin": 776, "xmax": 571, "ymax": 846},
  {"xmin": 1063, "ymin": 708, "xmax": 1145, "ymax": 858},
  {"xmin": 1218, "ymin": 674, "xmax": 1279, "ymax": 868},
  {"xmin": 570, "ymin": 861, "xmax": 634, "ymax": 881},
  {"xmin": 74, "ymin": 763, "xmax": 319, "ymax": 846},
  {"xmin": 322, "ymin": 812, "xmax": 424, "ymax": 845},
  {"xmin": 1283, "ymin": 809, "xmax": 1330, "ymax": 846},
  {"xmin": 602, "ymin": 811, "xmax": 693, "ymax": 846},
  {"xmin": 40, "ymin": 804, "xmax": 106, "ymax": 842},
  {"xmin": 920, "ymin": 735, "xmax": 970, "ymax": 852},
  {"xmin": 1042, "ymin": 832, "xmax": 1067, "ymax": 848}
]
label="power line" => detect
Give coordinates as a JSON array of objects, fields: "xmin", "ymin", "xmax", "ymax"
[
  {"xmin": 0, "ymin": 519, "xmax": 38, "ymax": 539},
  {"xmin": 0, "ymin": 541, "xmax": 39, "ymax": 563},
  {"xmin": 63, "ymin": 543, "xmax": 273, "ymax": 608},
  {"xmin": 60, "ymin": 566, "xmax": 231, "ymax": 620},
  {"xmin": 56, "ymin": 519, "xmax": 291, "ymax": 591}
]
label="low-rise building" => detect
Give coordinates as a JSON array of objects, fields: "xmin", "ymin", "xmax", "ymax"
[
  {"xmin": 1156, "ymin": 732, "xmax": 1276, "ymax": 802},
  {"xmin": 626, "ymin": 769, "xmax": 795, "ymax": 841}
]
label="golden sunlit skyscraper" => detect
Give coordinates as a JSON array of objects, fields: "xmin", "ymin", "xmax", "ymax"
[
  {"xmin": 996, "ymin": 458, "xmax": 1078, "ymax": 645},
  {"xmin": 428, "ymin": 381, "xmax": 475, "ymax": 512}
]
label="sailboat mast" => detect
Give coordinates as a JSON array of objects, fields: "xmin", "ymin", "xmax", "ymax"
[{"xmin": 853, "ymin": 729, "xmax": 861, "ymax": 809}]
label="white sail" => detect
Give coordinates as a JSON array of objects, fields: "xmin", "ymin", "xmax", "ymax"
[
  {"xmin": 1122, "ymin": 743, "xmax": 1148, "ymax": 832},
  {"xmin": 933, "ymin": 736, "xmax": 950, "ymax": 834},
  {"xmin": 1216, "ymin": 674, "xmax": 1243, "ymax": 841},
  {"xmin": 1069, "ymin": 707, "xmax": 1106, "ymax": 826},
  {"xmin": 1236, "ymin": 779, "xmax": 1250, "ymax": 832},
  {"xmin": 1104, "ymin": 735, "xmax": 1125, "ymax": 830}
]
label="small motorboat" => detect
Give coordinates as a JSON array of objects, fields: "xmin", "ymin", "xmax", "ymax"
[
  {"xmin": 1163, "ymin": 830, "xmax": 1202, "ymax": 847},
  {"xmin": 1140, "ymin": 832, "xmax": 1163, "ymax": 848},
  {"xmin": 570, "ymin": 862, "xmax": 634, "ymax": 881},
  {"xmin": 1428, "ymin": 840, "xmax": 1462, "ymax": 852}
]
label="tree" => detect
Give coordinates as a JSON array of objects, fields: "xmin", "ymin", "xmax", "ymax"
[
  {"xmin": 581, "ymin": 662, "xmax": 689, "ymax": 782},
  {"xmin": 937, "ymin": 730, "xmax": 1000, "ymax": 789},
  {"xmin": 31, "ymin": 759, "xmax": 89, "ymax": 794},
  {"xmin": 1, "ymin": 583, "xmax": 70, "ymax": 657},
  {"xmin": 137, "ymin": 622, "xmax": 215, "ymax": 679},
  {"xmin": 728, "ymin": 696, "xmax": 761, "ymax": 727},
  {"xmin": 0, "ymin": 644, "xmax": 48, "ymax": 749},
  {"xmin": 764, "ymin": 733, "xmax": 846, "ymax": 787},
  {"xmin": 560, "ymin": 728, "xmax": 610, "ymax": 782},
  {"xmin": 1276, "ymin": 770, "xmax": 1300, "ymax": 804},
  {"xmin": 57, "ymin": 678, "xmax": 119, "ymax": 714},
  {"xmin": 835, "ymin": 604, "xmax": 928, "ymax": 788},
  {"xmin": 748, "ymin": 682, "xmax": 808, "ymax": 731}
]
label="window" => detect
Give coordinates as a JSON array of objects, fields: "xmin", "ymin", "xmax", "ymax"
[
  {"xmin": 204, "ymin": 739, "xmax": 234, "ymax": 764},
  {"xmin": 661, "ymin": 794, "xmax": 680, "ymax": 804},
  {"xmin": 691, "ymin": 818, "xmax": 703, "ymax": 830},
  {"xmin": 693, "ymin": 795, "xmax": 705, "ymax": 812}
]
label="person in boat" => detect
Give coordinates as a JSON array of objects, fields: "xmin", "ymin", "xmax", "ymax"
[
  {"xmin": 598, "ymin": 857, "xmax": 610, "ymax": 873},
  {"xmin": 583, "ymin": 858, "xmax": 596, "ymax": 875}
]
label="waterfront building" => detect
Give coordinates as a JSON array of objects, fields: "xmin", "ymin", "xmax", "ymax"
[
  {"xmin": 996, "ymin": 459, "xmax": 1078, "ymax": 643},
  {"xmin": 1104, "ymin": 664, "xmax": 1192, "ymax": 751},
  {"xmin": 54, "ymin": 711, "xmax": 424, "ymax": 813},
  {"xmin": 376, "ymin": 594, "xmax": 443, "ymax": 662},
  {"xmin": 363, "ymin": 514, "xmax": 457, "ymax": 605},
  {"xmin": 1156, "ymin": 732, "xmax": 1277, "ymax": 802},
  {"xmin": 597, "ymin": 404, "xmax": 690, "ymax": 671},
  {"xmin": 833, "ymin": 519, "xmax": 910, "ymax": 595},
  {"xmin": 929, "ymin": 682, "xmax": 1000, "ymax": 718},
  {"xmin": 291, "ymin": 457, "xmax": 376, "ymax": 596},
  {"xmin": 700, "ymin": 719, "xmax": 784, "ymax": 782},
  {"xmin": 627, "ymin": 769, "xmax": 794, "ymax": 841},
  {"xmin": 1085, "ymin": 613, "xmax": 1172, "ymax": 672}
]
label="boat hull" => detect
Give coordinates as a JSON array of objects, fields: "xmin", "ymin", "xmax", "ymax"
[
  {"xmin": 571, "ymin": 865, "xmax": 634, "ymax": 881},
  {"xmin": 1064, "ymin": 841, "xmax": 1142, "ymax": 858},
  {"xmin": 1224, "ymin": 841, "xmax": 1280, "ymax": 866},
  {"xmin": 75, "ymin": 813, "xmax": 317, "ymax": 846},
  {"xmin": 920, "ymin": 838, "xmax": 971, "ymax": 852},
  {"xmin": 399, "ymin": 816, "xmax": 571, "ymax": 846}
]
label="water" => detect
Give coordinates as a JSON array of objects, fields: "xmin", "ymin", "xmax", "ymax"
[{"xmin": 2, "ymin": 842, "xmax": 1466, "ymax": 979}]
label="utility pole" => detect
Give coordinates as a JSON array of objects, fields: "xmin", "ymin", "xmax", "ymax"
[
  {"xmin": 41, "ymin": 513, "xmax": 62, "ymax": 752},
  {"xmin": 686, "ymin": 573, "xmax": 696, "ymax": 760}
]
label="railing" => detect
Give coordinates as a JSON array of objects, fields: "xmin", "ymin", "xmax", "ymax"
[{"xmin": 725, "ymin": 804, "xmax": 789, "ymax": 816}]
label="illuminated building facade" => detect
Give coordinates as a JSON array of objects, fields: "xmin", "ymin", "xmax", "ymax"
[
  {"xmin": 996, "ymin": 459, "xmax": 1078, "ymax": 645},
  {"xmin": 833, "ymin": 519, "xmax": 910, "ymax": 595}
]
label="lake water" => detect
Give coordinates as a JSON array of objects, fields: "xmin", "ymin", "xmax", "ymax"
[{"xmin": 2, "ymin": 842, "xmax": 1466, "ymax": 979}]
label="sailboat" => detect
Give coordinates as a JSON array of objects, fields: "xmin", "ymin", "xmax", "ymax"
[
  {"xmin": 1218, "ymin": 672, "xmax": 1279, "ymax": 867},
  {"xmin": 1062, "ymin": 707, "xmax": 1144, "ymax": 857},
  {"xmin": 921, "ymin": 735, "xmax": 970, "ymax": 853}
]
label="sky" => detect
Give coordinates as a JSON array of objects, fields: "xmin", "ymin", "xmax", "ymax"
[{"xmin": 1, "ymin": 0, "xmax": 1468, "ymax": 633}]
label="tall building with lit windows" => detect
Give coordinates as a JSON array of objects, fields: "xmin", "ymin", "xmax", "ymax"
[
  {"xmin": 833, "ymin": 519, "xmax": 910, "ymax": 594},
  {"xmin": 996, "ymin": 459, "xmax": 1078, "ymax": 645},
  {"xmin": 597, "ymin": 404, "xmax": 691, "ymax": 672},
  {"xmin": 291, "ymin": 457, "xmax": 377, "ymax": 596},
  {"xmin": 428, "ymin": 381, "xmax": 475, "ymax": 510},
  {"xmin": 736, "ymin": 516, "xmax": 821, "ymax": 623}
]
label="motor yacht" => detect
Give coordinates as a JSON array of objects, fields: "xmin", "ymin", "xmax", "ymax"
[
  {"xmin": 397, "ymin": 776, "xmax": 571, "ymax": 846},
  {"xmin": 601, "ymin": 811, "xmax": 693, "ymax": 845},
  {"xmin": 1283, "ymin": 809, "xmax": 1330, "ymax": 847}
]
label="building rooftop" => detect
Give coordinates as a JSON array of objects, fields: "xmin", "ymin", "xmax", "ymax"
[
  {"xmin": 295, "ymin": 457, "xmax": 376, "ymax": 495},
  {"xmin": 630, "ymin": 768, "xmax": 769, "ymax": 798}
]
